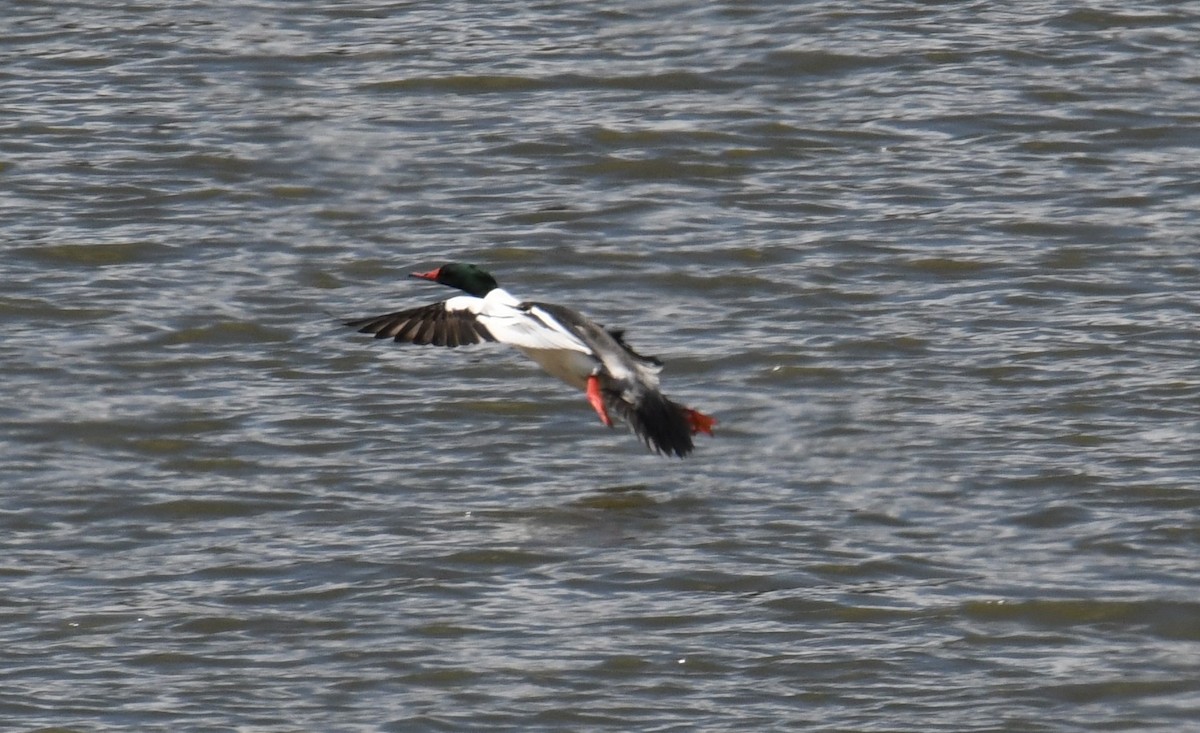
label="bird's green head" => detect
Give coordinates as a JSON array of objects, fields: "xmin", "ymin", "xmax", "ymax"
[{"xmin": 410, "ymin": 263, "xmax": 499, "ymax": 297}]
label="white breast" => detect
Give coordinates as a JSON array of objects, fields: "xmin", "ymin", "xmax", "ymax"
[{"xmin": 516, "ymin": 347, "xmax": 597, "ymax": 391}]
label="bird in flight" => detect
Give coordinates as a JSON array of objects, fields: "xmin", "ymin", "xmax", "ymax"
[{"xmin": 345, "ymin": 263, "xmax": 715, "ymax": 457}]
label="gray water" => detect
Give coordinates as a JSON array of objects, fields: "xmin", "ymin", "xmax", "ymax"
[{"xmin": 3, "ymin": 2, "xmax": 1199, "ymax": 731}]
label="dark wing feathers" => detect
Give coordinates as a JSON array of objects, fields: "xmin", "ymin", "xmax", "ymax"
[
  {"xmin": 345, "ymin": 302, "xmax": 495, "ymax": 347},
  {"xmin": 605, "ymin": 327, "xmax": 663, "ymax": 367},
  {"xmin": 598, "ymin": 376, "xmax": 694, "ymax": 458}
]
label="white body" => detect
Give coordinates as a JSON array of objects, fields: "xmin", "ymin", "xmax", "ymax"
[{"xmin": 451, "ymin": 288, "xmax": 660, "ymax": 394}]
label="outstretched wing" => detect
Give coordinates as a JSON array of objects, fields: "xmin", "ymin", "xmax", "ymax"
[{"xmin": 345, "ymin": 296, "xmax": 496, "ymax": 347}]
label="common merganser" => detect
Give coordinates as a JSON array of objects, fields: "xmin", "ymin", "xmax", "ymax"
[{"xmin": 345, "ymin": 263, "xmax": 715, "ymax": 457}]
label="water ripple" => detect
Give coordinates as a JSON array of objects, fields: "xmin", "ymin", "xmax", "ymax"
[{"xmin": 2, "ymin": 1, "xmax": 1199, "ymax": 731}]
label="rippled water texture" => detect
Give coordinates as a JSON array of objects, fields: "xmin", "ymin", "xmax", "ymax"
[{"xmin": 3, "ymin": 2, "xmax": 1199, "ymax": 731}]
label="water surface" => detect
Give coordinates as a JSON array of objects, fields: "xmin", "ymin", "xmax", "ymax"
[{"xmin": 3, "ymin": 2, "xmax": 1198, "ymax": 731}]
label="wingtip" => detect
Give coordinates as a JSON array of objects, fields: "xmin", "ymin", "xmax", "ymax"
[
  {"xmin": 602, "ymin": 388, "xmax": 703, "ymax": 458},
  {"xmin": 641, "ymin": 405, "xmax": 714, "ymax": 458}
]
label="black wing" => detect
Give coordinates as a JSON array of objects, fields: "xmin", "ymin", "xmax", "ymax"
[
  {"xmin": 597, "ymin": 375, "xmax": 694, "ymax": 458},
  {"xmin": 345, "ymin": 302, "xmax": 496, "ymax": 347},
  {"xmin": 605, "ymin": 328, "xmax": 663, "ymax": 368}
]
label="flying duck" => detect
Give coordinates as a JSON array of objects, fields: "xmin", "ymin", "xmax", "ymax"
[{"xmin": 345, "ymin": 263, "xmax": 715, "ymax": 457}]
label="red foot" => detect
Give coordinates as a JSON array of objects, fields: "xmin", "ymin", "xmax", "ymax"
[
  {"xmin": 586, "ymin": 374, "xmax": 613, "ymax": 427},
  {"xmin": 684, "ymin": 407, "xmax": 716, "ymax": 436}
]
